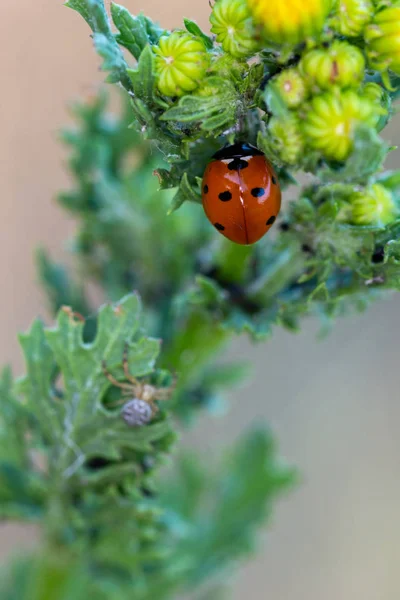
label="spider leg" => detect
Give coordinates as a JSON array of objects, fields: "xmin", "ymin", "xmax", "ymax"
[
  {"xmin": 153, "ymin": 375, "xmax": 178, "ymax": 401},
  {"xmin": 102, "ymin": 360, "xmax": 133, "ymax": 391},
  {"xmin": 123, "ymin": 343, "xmax": 141, "ymax": 387},
  {"xmin": 153, "ymin": 388, "xmax": 172, "ymax": 401},
  {"xmin": 148, "ymin": 399, "xmax": 159, "ymax": 414}
]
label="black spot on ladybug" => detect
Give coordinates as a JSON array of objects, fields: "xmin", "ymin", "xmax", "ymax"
[
  {"xmin": 203, "ymin": 184, "xmax": 209, "ymax": 194},
  {"xmin": 251, "ymin": 187, "xmax": 265, "ymax": 198},
  {"xmin": 228, "ymin": 158, "xmax": 249, "ymax": 171},
  {"xmin": 214, "ymin": 223, "xmax": 225, "ymax": 231},
  {"xmin": 272, "ymin": 176, "xmax": 277, "ymax": 185},
  {"xmin": 219, "ymin": 191, "xmax": 232, "ymax": 201},
  {"xmin": 266, "ymin": 216, "xmax": 276, "ymax": 226}
]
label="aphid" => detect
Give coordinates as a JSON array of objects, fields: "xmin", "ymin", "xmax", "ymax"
[
  {"xmin": 102, "ymin": 345, "xmax": 175, "ymax": 427},
  {"xmin": 202, "ymin": 142, "xmax": 282, "ymax": 245}
]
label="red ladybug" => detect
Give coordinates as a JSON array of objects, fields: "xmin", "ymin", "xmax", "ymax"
[{"xmin": 202, "ymin": 143, "xmax": 281, "ymax": 245}]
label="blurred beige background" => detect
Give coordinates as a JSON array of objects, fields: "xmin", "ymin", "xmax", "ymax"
[{"xmin": 0, "ymin": 1, "xmax": 399, "ymax": 599}]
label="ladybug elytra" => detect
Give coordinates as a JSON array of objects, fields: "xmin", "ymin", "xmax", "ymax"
[{"xmin": 202, "ymin": 143, "xmax": 281, "ymax": 245}]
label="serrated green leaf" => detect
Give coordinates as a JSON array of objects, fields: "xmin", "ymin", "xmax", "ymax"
[
  {"xmin": 15, "ymin": 294, "xmax": 174, "ymax": 486},
  {"xmin": 161, "ymin": 77, "xmax": 237, "ymax": 133},
  {"xmin": 111, "ymin": 4, "xmax": 162, "ymax": 60},
  {"xmin": 65, "ymin": 0, "xmax": 94, "ymax": 25},
  {"xmin": 183, "ymin": 18, "xmax": 213, "ymax": 50},
  {"xmin": 36, "ymin": 249, "xmax": 90, "ymax": 318},
  {"xmin": 127, "ymin": 45, "xmax": 155, "ymax": 104},
  {"xmin": 18, "ymin": 320, "xmax": 61, "ymax": 444},
  {"xmin": 169, "ymin": 172, "xmax": 202, "ymax": 213},
  {"xmin": 160, "ymin": 427, "xmax": 295, "ymax": 587},
  {"xmin": 66, "ymin": 0, "xmax": 132, "ymax": 91},
  {"xmin": 93, "ymin": 32, "xmax": 132, "ymax": 89}
]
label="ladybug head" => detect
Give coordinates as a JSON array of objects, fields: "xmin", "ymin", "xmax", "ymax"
[{"xmin": 212, "ymin": 142, "xmax": 264, "ymax": 160}]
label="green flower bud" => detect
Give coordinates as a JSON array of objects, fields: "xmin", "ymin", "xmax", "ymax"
[
  {"xmin": 362, "ymin": 82, "xmax": 390, "ymax": 130},
  {"xmin": 153, "ymin": 32, "xmax": 210, "ymax": 97},
  {"xmin": 300, "ymin": 41, "xmax": 365, "ymax": 90},
  {"xmin": 268, "ymin": 114, "xmax": 305, "ymax": 165},
  {"xmin": 347, "ymin": 183, "xmax": 397, "ymax": 226},
  {"xmin": 273, "ymin": 68, "xmax": 308, "ymax": 108},
  {"xmin": 303, "ymin": 89, "xmax": 380, "ymax": 161},
  {"xmin": 362, "ymin": 81, "xmax": 384, "ymax": 102},
  {"xmin": 330, "ymin": 0, "xmax": 373, "ymax": 37},
  {"xmin": 247, "ymin": 0, "xmax": 333, "ymax": 45},
  {"xmin": 210, "ymin": 0, "xmax": 259, "ymax": 58},
  {"xmin": 365, "ymin": 3, "xmax": 400, "ymax": 75}
]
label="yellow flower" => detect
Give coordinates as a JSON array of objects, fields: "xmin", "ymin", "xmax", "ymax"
[
  {"xmin": 348, "ymin": 184, "xmax": 397, "ymax": 226},
  {"xmin": 365, "ymin": 2, "xmax": 400, "ymax": 76},
  {"xmin": 300, "ymin": 41, "xmax": 365, "ymax": 90},
  {"xmin": 273, "ymin": 68, "xmax": 307, "ymax": 108},
  {"xmin": 330, "ymin": 0, "xmax": 373, "ymax": 37},
  {"xmin": 246, "ymin": 0, "xmax": 332, "ymax": 44},
  {"xmin": 153, "ymin": 32, "xmax": 210, "ymax": 97},
  {"xmin": 210, "ymin": 0, "xmax": 259, "ymax": 58},
  {"xmin": 303, "ymin": 89, "xmax": 379, "ymax": 161}
]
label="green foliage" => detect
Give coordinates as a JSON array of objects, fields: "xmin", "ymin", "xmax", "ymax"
[
  {"xmin": 3, "ymin": 0, "xmax": 400, "ymax": 598},
  {"xmin": 111, "ymin": 4, "xmax": 164, "ymax": 60},
  {"xmin": 0, "ymin": 301, "xmax": 292, "ymax": 598},
  {"xmin": 65, "ymin": 0, "xmax": 132, "ymax": 90},
  {"xmin": 160, "ymin": 429, "xmax": 295, "ymax": 586}
]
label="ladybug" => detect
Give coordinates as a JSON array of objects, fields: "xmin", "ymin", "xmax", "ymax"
[{"xmin": 202, "ymin": 142, "xmax": 281, "ymax": 245}]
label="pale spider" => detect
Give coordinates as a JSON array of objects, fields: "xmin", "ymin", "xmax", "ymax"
[{"xmin": 102, "ymin": 344, "xmax": 176, "ymax": 427}]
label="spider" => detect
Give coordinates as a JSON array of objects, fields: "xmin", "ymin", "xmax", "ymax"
[{"xmin": 102, "ymin": 344, "xmax": 175, "ymax": 427}]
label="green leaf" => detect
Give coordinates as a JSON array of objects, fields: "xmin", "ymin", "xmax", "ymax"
[
  {"xmin": 247, "ymin": 243, "xmax": 305, "ymax": 304},
  {"xmin": 169, "ymin": 172, "xmax": 202, "ymax": 213},
  {"xmin": 127, "ymin": 45, "xmax": 155, "ymax": 104},
  {"xmin": 93, "ymin": 32, "xmax": 132, "ymax": 89},
  {"xmin": 0, "ymin": 369, "xmax": 46, "ymax": 520},
  {"xmin": 17, "ymin": 294, "xmax": 173, "ymax": 478},
  {"xmin": 183, "ymin": 18, "xmax": 213, "ymax": 50},
  {"xmin": 161, "ymin": 77, "xmax": 238, "ymax": 134},
  {"xmin": 36, "ymin": 249, "xmax": 91, "ymax": 318},
  {"xmin": 65, "ymin": 0, "xmax": 94, "ymax": 26},
  {"xmin": 66, "ymin": 0, "xmax": 132, "ymax": 91},
  {"xmin": 18, "ymin": 320, "xmax": 61, "ymax": 444},
  {"xmin": 111, "ymin": 4, "xmax": 163, "ymax": 60},
  {"xmin": 161, "ymin": 427, "xmax": 296, "ymax": 587}
]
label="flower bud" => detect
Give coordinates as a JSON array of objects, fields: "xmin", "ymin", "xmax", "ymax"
[
  {"xmin": 303, "ymin": 89, "xmax": 380, "ymax": 161},
  {"xmin": 246, "ymin": 0, "xmax": 332, "ymax": 45},
  {"xmin": 153, "ymin": 32, "xmax": 210, "ymax": 97},
  {"xmin": 300, "ymin": 41, "xmax": 365, "ymax": 90},
  {"xmin": 330, "ymin": 0, "xmax": 373, "ymax": 37},
  {"xmin": 365, "ymin": 3, "xmax": 400, "ymax": 76},
  {"xmin": 268, "ymin": 114, "xmax": 305, "ymax": 165},
  {"xmin": 347, "ymin": 183, "xmax": 397, "ymax": 226},
  {"xmin": 362, "ymin": 82, "xmax": 390, "ymax": 130},
  {"xmin": 210, "ymin": 0, "xmax": 259, "ymax": 58},
  {"xmin": 273, "ymin": 68, "xmax": 307, "ymax": 108}
]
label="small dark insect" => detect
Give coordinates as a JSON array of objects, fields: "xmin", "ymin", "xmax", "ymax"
[{"xmin": 102, "ymin": 344, "xmax": 176, "ymax": 427}]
